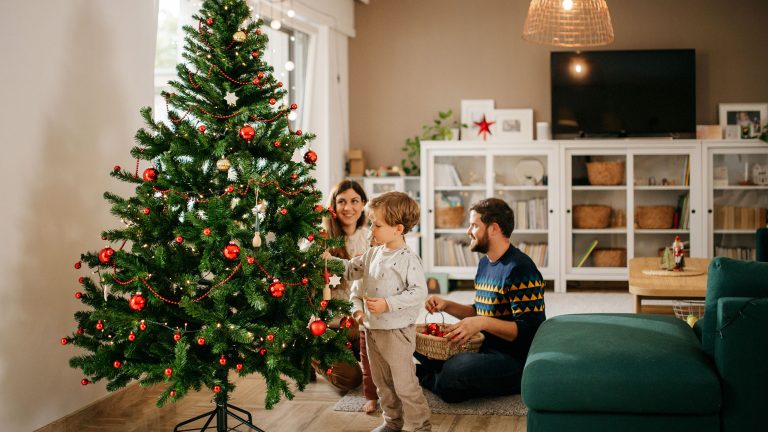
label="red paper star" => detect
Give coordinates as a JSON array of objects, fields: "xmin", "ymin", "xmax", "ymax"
[{"xmin": 474, "ymin": 115, "xmax": 495, "ymax": 141}]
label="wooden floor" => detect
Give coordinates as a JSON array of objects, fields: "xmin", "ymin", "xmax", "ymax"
[{"xmin": 39, "ymin": 374, "xmax": 526, "ymax": 432}]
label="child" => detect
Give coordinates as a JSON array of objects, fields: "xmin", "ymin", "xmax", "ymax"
[{"xmin": 323, "ymin": 191, "xmax": 431, "ymax": 432}]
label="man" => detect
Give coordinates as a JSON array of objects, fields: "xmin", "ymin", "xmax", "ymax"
[{"xmin": 415, "ymin": 198, "xmax": 546, "ymax": 402}]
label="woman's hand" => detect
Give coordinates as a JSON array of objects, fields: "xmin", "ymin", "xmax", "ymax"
[
  {"xmin": 425, "ymin": 295, "xmax": 447, "ymax": 313},
  {"xmin": 365, "ymin": 297, "xmax": 389, "ymax": 314},
  {"xmin": 442, "ymin": 316, "xmax": 484, "ymax": 345}
]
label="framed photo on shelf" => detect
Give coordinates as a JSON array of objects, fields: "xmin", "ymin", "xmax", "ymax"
[
  {"xmin": 491, "ymin": 109, "xmax": 534, "ymax": 141},
  {"xmin": 460, "ymin": 99, "xmax": 495, "ymax": 141},
  {"xmin": 718, "ymin": 103, "xmax": 767, "ymax": 140},
  {"xmin": 424, "ymin": 272, "xmax": 449, "ymax": 295}
]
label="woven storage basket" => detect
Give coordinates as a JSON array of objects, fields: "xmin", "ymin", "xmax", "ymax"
[
  {"xmin": 435, "ymin": 206, "xmax": 465, "ymax": 228},
  {"xmin": 573, "ymin": 205, "xmax": 611, "ymax": 229},
  {"xmin": 416, "ymin": 313, "xmax": 484, "ymax": 360},
  {"xmin": 673, "ymin": 300, "xmax": 705, "ymax": 320},
  {"xmin": 586, "ymin": 161, "xmax": 625, "ymax": 185},
  {"xmin": 592, "ymin": 248, "xmax": 626, "ymax": 267},
  {"xmin": 636, "ymin": 206, "xmax": 675, "ymax": 229}
]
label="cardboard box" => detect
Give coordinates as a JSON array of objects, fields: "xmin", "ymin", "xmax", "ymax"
[{"xmin": 348, "ymin": 148, "xmax": 365, "ymax": 176}]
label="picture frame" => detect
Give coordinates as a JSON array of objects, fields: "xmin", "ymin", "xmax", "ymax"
[
  {"xmin": 460, "ymin": 99, "xmax": 495, "ymax": 141},
  {"xmin": 491, "ymin": 109, "xmax": 534, "ymax": 141},
  {"xmin": 718, "ymin": 103, "xmax": 767, "ymax": 140},
  {"xmin": 424, "ymin": 272, "xmax": 449, "ymax": 295}
]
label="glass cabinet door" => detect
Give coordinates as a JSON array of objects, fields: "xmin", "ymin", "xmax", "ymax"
[
  {"xmin": 566, "ymin": 151, "xmax": 628, "ymax": 277},
  {"xmin": 431, "ymin": 154, "xmax": 486, "ymax": 271},
  {"xmin": 492, "ymin": 154, "xmax": 550, "ymax": 270},
  {"xmin": 708, "ymin": 147, "xmax": 768, "ymax": 260}
]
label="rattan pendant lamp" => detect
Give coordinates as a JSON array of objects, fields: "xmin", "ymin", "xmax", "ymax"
[{"xmin": 522, "ymin": 0, "xmax": 614, "ymax": 47}]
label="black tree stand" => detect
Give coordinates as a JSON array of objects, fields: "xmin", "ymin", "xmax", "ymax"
[{"xmin": 174, "ymin": 389, "xmax": 264, "ymax": 432}]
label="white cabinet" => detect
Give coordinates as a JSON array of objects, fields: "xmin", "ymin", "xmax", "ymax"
[
  {"xmin": 420, "ymin": 141, "xmax": 560, "ymax": 289},
  {"xmin": 704, "ymin": 140, "xmax": 768, "ymax": 260}
]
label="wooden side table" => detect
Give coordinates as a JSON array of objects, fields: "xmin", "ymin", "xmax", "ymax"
[{"xmin": 628, "ymin": 257, "xmax": 710, "ymax": 314}]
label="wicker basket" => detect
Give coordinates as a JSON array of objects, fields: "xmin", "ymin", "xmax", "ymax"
[
  {"xmin": 435, "ymin": 206, "xmax": 465, "ymax": 228},
  {"xmin": 573, "ymin": 205, "xmax": 612, "ymax": 229},
  {"xmin": 636, "ymin": 206, "xmax": 675, "ymax": 229},
  {"xmin": 592, "ymin": 248, "xmax": 626, "ymax": 267},
  {"xmin": 586, "ymin": 161, "xmax": 625, "ymax": 185},
  {"xmin": 673, "ymin": 300, "xmax": 705, "ymax": 320},
  {"xmin": 415, "ymin": 313, "xmax": 484, "ymax": 360}
]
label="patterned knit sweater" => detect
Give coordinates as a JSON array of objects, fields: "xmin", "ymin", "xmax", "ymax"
[{"xmin": 473, "ymin": 245, "xmax": 546, "ymax": 361}]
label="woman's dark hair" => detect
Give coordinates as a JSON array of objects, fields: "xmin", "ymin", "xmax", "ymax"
[
  {"xmin": 470, "ymin": 197, "xmax": 515, "ymax": 237},
  {"xmin": 323, "ymin": 179, "xmax": 368, "ymax": 259}
]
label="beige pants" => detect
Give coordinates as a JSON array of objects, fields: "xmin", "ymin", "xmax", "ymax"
[{"xmin": 366, "ymin": 325, "xmax": 431, "ymax": 432}]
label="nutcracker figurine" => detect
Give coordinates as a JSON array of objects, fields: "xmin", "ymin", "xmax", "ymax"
[{"xmin": 672, "ymin": 235, "xmax": 685, "ymax": 271}]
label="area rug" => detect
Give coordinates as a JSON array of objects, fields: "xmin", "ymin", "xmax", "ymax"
[{"xmin": 333, "ymin": 387, "xmax": 527, "ymax": 416}]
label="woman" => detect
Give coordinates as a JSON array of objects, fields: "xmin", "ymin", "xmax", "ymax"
[{"xmin": 320, "ymin": 179, "xmax": 378, "ymax": 413}]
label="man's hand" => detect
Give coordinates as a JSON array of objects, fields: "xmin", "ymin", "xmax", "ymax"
[
  {"xmin": 365, "ymin": 297, "xmax": 388, "ymax": 314},
  {"xmin": 425, "ymin": 295, "xmax": 447, "ymax": 313},
  {"xmin": 443, "ymin": 316, "xmax": 484, "ymax": 345}
]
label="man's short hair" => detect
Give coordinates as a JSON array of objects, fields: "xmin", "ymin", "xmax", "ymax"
[
  {"xmin": 470, "ymin": 198, "xmax": 515, "ymax": 237},
  {"xmin": 367, "ymin": 191, "xmax": 420, "ymax": 234}
]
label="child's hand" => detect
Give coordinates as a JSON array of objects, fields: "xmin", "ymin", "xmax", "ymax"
[
  {"xmin": 353, "ymin": 310, "xmax": 365, "ymax": 325},
  {"xmin": 365, "ymin": 297, "xmax": 388, "ymax": 314},
  {"xmin": 321, "ymin": 249, "xmax": 332, "ymax": 260}
]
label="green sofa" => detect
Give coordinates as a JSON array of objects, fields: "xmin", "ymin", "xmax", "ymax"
[
  {"xmin": 522, "ymin": 257, "xmax": 768, "ymax": 432},
  {"xmin": 758, "ymin": 227, "xmax": 767, "ymax": 261}
]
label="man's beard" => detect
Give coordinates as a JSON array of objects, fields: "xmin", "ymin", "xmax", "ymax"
[{"xmin": 470, "ymin": 235, "xmax": 489, "ymax": 254}]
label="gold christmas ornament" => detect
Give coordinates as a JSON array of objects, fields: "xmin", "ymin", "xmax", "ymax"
[
  {"xmin": 216, "ymin": 157, "xmax": 231, "ymax": 172},
  {"xmin": 232, "ymin": 30, "xmax": 247, "ymax": 42}
]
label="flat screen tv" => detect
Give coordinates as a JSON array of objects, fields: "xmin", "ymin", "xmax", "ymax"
[{"xmin": 551, "ymin": 49, "xmax": 696, "ymax": 139}]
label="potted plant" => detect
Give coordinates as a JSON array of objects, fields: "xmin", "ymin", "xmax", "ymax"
[{"xmin": 401, "ymin": 110, "xmax": 464, "ymax": 176}]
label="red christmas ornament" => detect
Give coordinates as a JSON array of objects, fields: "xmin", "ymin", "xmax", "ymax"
[
  {"xmin": 259, "ymin": 348, "xmax": 266, "ymax": 356},
  {"xmin": 225, "ymin": 185, "xmax": 235, "ymax": 193},
  {"xmin": 291, "ymin": 173, "xmax": 298, "ymax": 180},
  {"xmin": 219, "ymin": 355, "xmax": 227, "ymax": 365},
  {"xmin": 290, "ymin": 103, "xmax": 298, "ymax": 110},
  {"xmin": 113, "ymin": 165, "xmax": 121, "ymax": 172},
  {"xmin": 427, "ymin": 323, "xmax": 440, "ymax": 336},
  {"xmin": 78, "ymin": 277, "xmax": 84, "ymax": 283},
  {"xmin": 98, "ymin": 247, "xmax": 115, "ymax": 264},
  {"xmin": 197, "ymin": 337, "xmax": 206, "ymax": 346},
  {"xmin": 198, "ymin": 124, "xmax": 207, "ymax": 133},
  {"xmin": 60, "ymin": 337, "xmax": 69, "ymax": 345},
  {"xmin": 81, "ymin": 378, "xmax": 90, "ymax": 386},
  {"xmin": 164, "ymin": 368, "xmax": 173, "ymax": 377},
  {"xmin": 309, "ymin": 320, "xmax": 327, "ymax": 337},
  {"xmin": 128, "ymin": 331, "xmax": 136, "ymax": 341},
  {"xmin": 75, "ymin": 291, "xmax": 82, "ymax": 299},
  {"xmin": 206, "ymin": 17, "xmax": 214, "ymax": 25},
  {"xmin": 175, "ymin": 236, "xmax": 184, "ymax": 244},
  {"xmin": 314, "ymin": 204, "xmax": 324, "ymax": 212},
  {"xmin": 77, "ymin": 327, "xmax": 84, "ymax": 335},
  {"xmin": 326, "ymin": 368, "xmax": 333, "ymax": 375},
  {"xmin": 257, "ymin": 72, "xmax": 264, "ymax": 79},
  {"xmin": 203, "ymin": 228, "xmax": 212, "ymax": 236},
  {"xmin": 339, "ymin": 316, "xmax": 352, "ymax": 329},
  {"xmin": 301, "ymin": 277, "xmax": 309, "ymax": 285},
  {"xmin": 142, "ymin": 167, "xmax": 158, "ymax": 182},
  {"xmin": 223, "ymin": 242, "xmax": 240, "ymax": 260},
  {"xmin": 95, "ymin": 320, "xmax": 104, "ymax": 331},
  {"xmin": 473, "ymin": 115, "xmax": 495, "ymax": 141},
  {"xmin": 239, "ymin": 124, "xmax": 256, "ymax": 141},
  {"xmin": 279, "ymin": 208, "xmax": 288, "ymax": 216},
  {"xmin": 277, "ymin": 81, "xmax": 283, "ymax": 87},
  {"xmin": 173, "ymin": 333, "xmax": 181, "ymax": 342},
  {"xmin": 346, "ymin": 342, "xmax": 353, "ymax": 349},
  {"xmin": 247, "ymin": 256, "xmax": 255, "ymax": 264},
  {"xmin": 256, "ymin": 28, "xmax": 262, "ymax": 35},
  {"xmin": 320, "ymin": 300, "xmax": 328, "ymax": 309},
  {"xmin": 128, "ymin": 293, "xmax": 146, "ymax": 311},
  {"xmin": 74, "ymin": 261, "xmax": 82, "ymax": 269},
  {"xmin": 296, "ymin": 129, "xmax": 302, "ymax": 136},
  {"xmin": 213, "ymin": 385, "xmax": 222, "ymax": 393},
  {"xmin": 139, "ymin": 321, "xmax": 147, "ymax": 331},
  {"xmin": 252, "ymin": 77, "xmax": 260, "ymax": 85},
  {"xmin": 307, "ymin": 234, "xmax": 315, "ymax": 242},
  {"xmin": 170, "ymin": 390, "xmax": 177, "ymax": 397},
  {"xmin": 273, "ymin": 140, "xmax": 281, "ymax": 147},
  {"xmin": 266, "ymin": 333, "xmax": 274, "ymax": 341},
  {"xmin": 113, "ymin": 360, "xmax": 122, "ymax": 369},
  {"xmin": 269, "ymin": 98, "xmax": 276, "ymax": 105},
  {"xmin": 303, "ymin": 149, "xmax": 317, "ymax": 165},
  {"xmin": 251, "ymin": 51, "xmax": 259, "ymax": 58},
  {"xmin": 269, "ymin": 280, "xmax": 285, "ymax": 298},
  {"xmin": 236, "ymin": 363, "xmax": 243, "ymax": 372},
  {"xmin": 142, "ymin": 207, "xmax": 150, "ymax": 215}
]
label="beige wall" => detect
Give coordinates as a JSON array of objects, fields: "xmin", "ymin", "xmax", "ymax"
[
  {"xmin": 350, "ymin": 0, "xmax": 768, "ymax": 168},
  {"xmin": 0, "ymin": 1, "xmax": 156, "ymax": 430}
]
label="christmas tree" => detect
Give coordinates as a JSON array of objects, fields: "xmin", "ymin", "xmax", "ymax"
[{"xmin": 63, "ymin": 0, "xmax": 354, "ymax": 415}]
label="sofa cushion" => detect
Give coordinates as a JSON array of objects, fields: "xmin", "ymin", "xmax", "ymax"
[
  {"xmin": 702, "ymin": 257, "xmax": 768, "ymax": 356},
  {"xmin": 522, "ymin": 313, "xmax": 721, "ymax": 415}
]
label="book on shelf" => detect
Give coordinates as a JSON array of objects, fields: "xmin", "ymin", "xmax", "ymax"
[
  {"xmin": 434, "ymin": 164, "xmax": 462, "ymax": 187},
  {"xmin": 576, "ymin": 239, "xmax": 599, "ymax": 268}
]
